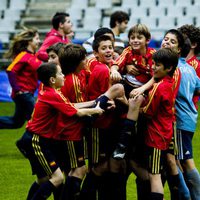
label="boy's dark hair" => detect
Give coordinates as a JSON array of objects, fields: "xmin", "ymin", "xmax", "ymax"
[
  {"xmin": 110, "ymin": 11, "xmax": 129, "ymax": 28},
  {"xmin": 58, "ymin": 44, "xmax": 86, "ymax": 75},
  {"xmin": 164, "ymin": 29, "xmax": 185, "ymax": 50},
  {"xmin": 92, "ymin": 35, "xmax": 113, "ymax": 52},
  {"xmin": 180, "ymin": 37, "xmax": 191, "ymax": 58},
  {"xmin": 94, "ymin": 27, "xmax": 114, "ymax": 40},
  {"xmin": 52, "ymin": 12, "xmax": 70, "ymax": 30},
  {"xmin": 178, "ymin": 24, "xmax": 200, "ymax": 55},
  {"xmin": 153, "ymin": 48, "xmax": 179, "ymax": 77},
  {"xmin": 46, "ymin": 42, "xmax": 66, "ymax": 54},
  {"xmin": 128, "ymin": 24, "xmax": 151, "ymax": 40},
  {"xmin": 37, "ymin": 62, "xmax": 57, "ymax": 86}
]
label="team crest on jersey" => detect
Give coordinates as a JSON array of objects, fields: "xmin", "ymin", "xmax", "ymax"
[{"xmin": 49, "ymin": 161, "xmax": 56, "ymax": 167}]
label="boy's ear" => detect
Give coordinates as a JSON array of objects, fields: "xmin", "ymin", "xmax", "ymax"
[
  {"xmin": 146, "ymin": 39, "xmax": 150, "ymax": 45},
  {"xmin": 49, "ymin": 77, "xmax": 56, "ymax": 85},
  {"xmin": 191, "ymin": 42, "xmax": 197, "ymax": 49},
  {"xmin": 93, "ymin": 50, "xmax": 99, "ymax": 58},
  {"xmin": 167, "ymin": 66, "xmax": 173, "ymax": 73}
]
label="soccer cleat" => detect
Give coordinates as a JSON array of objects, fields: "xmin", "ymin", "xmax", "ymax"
[{"xmin": 112, "ymin": 144, "xmax": 126, "ymax": 160}]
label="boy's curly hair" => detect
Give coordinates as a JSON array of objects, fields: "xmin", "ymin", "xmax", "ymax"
[{"xmin": 178, "ymin": 24, "xmax": 200, "ymax": 55}]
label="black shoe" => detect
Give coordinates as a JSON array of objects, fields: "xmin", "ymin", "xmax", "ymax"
[{"xmin": 112, "ymin": 144, "xmax": 126, "ymax": 160}]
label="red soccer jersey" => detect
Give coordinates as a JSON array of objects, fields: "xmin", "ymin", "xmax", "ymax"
[
  {"xmin": 27, "ymin": 86, "xmax": 78, "ymax": 139},
  {"xmin": 61, "ymin": 71, "xmax": 87, "ymax": 102},
  {"xmin": 87, "ymin": 61, "xmax": 110, "ymax": 100},
  {"xmin": 187, "ymin": 56, "xmax": 200, "ymax": 109},
  {"xmin": 142, "ymin": 76, "xmax": 175, "ymax": 150},
  {"xmin": 114, "ymin": 46, "xmax": 156, "ymax": 83},
  {"xmin": 37, "ymin": 29, "xmax": 70, "ymax": 62},
  {"xmin": 56, "ymin": 71, "xmax": 88, "ymax": 141},
  {"xmin": 6, "ymin": 51, "xmax": 42, "ymax": 98}
]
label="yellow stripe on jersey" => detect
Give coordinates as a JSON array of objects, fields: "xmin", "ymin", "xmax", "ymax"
[
  {"xmin": 7, "ymin": 51, "xmax": 27, "ymax": 71},
  {"xmin": 32, "ymin": 134, "xmax": 52, "ymax": 176},
  {"xmin": 143, "ymin": 81, "xmax": 162, "ymax": 113},
  {"xmin": 72, "ymin": 74, "xmax": 84, "ymax": 103},
  {"xmin": 115, "ymin": 46, "xmax": 131, "ymax": 66},
  {"xmin": 189, "ymin": 59, "xmax": 198, "ymax": 70}
]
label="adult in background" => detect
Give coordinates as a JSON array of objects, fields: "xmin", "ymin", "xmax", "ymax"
[
  {"xmin": 37, "ymin": 12, "xmax": 73, "ymax": 62},
  {"xmin": 0, "ymin": 27, "xmax": 42, "ymax": 129}
]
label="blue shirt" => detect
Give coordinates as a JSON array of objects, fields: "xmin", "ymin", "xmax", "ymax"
[{"xmin": 175, "ymin": 58, "xmax": 200, "ymax": 132}]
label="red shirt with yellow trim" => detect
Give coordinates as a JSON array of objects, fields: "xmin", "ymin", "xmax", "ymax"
[
  {"xmin": 187, "ymin": 56, "xmax": 200, "ymax": 109},
  {"xmin": 87, "ymin": 61, "xmax": 110, "ymax": 100},
  {"xmin": 6, "ymin": 51, "xmax": 42, "ymax": 98},
  {"xmin": 61, "ymin": 71, "xmax": 87, "ymax": 102},
  {"xmin": 55, "ymin": 71, "xmax": 87, "ymax": 141},
  {"xmin": 27, "ymin": 86, "xmax": 77, "ymax": 139},
  {"xmin": 87, "ymin": 60, "xmax": 116, "ymax": 129},
  {"xmin": 142, "ymin": 76, "xmax": 175, "ymax": 150},
  {"xmin": 113, "ymin": 46, "xmax": 156, "ymax": 83}
]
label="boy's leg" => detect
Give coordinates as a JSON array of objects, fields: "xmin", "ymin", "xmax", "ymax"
[
  {"xmin": 112, "ymin": 95, "xmax": 144, "ymax": 159},
  {"xmin": 26, "ymin": 181, "xmax": 40, "ymax": 200},
  {"xmin": 31, "ymin": 168, "xmax": 64, "ymax": 200}
]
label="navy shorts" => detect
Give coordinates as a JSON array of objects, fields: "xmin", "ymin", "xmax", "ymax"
[
  {"xmin": 55, "ymin": 139, "xmax": 86, "ymax": 173},
  {"xmin": 176, "ymin": 129, "xmax": 194, "ymax": 160},
  {"xmin": 16, "ymin": 131, "xmax": 59, "ymax": 179}
]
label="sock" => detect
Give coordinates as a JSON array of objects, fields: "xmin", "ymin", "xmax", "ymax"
[
  {"xmin": 177, "ymin": 167, "xmax": 191, "ymax": 200},
  {"xmin": 150, "ymin": 192, "xmax": 164, "ymax": 200},
  {"xmin": 61, "ymin": 176, "xmax": 82, "ymax": 200},
  {"xmin": 53, "ymin": 183, "xmax": 63, "ymax": 200},
  {"xmin": 185, "ymin": 168, "xmax": 200, "ymax": 200},
  {"xmin": 80, "ymin": 171, "xmax": 101, "ymax": 200},
  {"xmin": 136, "ymin": 178, "xmax": 151, "ymax": 200},
  {"xmin": 117, "ymin": 119, "xmax": 136, "ymax": 149},
  {"xmin": 26, "ymin": 181, "xmax": 40, "ymax": 200},
  {"xmin": 95, "ymin": 95, "xmax": 109, "ymax": 110},
  {"xmin": 167, "ymin": 174, "xmax": 180, "ymax": 200},
  {"xmin": 31, "ymin": 180, "xmax": 55, "ymax": 200}
]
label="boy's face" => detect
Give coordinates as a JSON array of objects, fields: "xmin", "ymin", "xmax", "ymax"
[
  {"xmin": 53, "ymin": 65, "xmax": 65, "ymax": 89},
  {"xmin": 129, "ymin": 33, "xmax": 149, "ymax": 52},
  {"xmin": 94, "ymin": 40, "xmax": 114, "ymax": 64},
  {"xmin": 161, "ymin": 33, "xmax": 180, "ymax": 54},
  {"xmin": 48, "ymin": 51, "xmax": 59, "ymax": 64},
  {"xmin": 60, "ymin": 16, "xmax": 73, "ymax": 35},
  {"xmin": 152, "ymin": 61, "xmax": 170, "ymax": 79},
  {"xmin": 117, "ymin": 20, "xmax": 129, "ymax": 34}
]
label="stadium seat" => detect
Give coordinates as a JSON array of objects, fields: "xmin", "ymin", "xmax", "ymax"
[
  {"xmin": 157, "ymin": 0, "xmax": 175, "ymax": 7},
  {"xmin": 0, "ymin": 19, "xmax": 16, "ymax": 32},
  {"xmin": 130, "ymin": 7, "xmax": 148, "ymax": 17},
  {"xmin": 95, "ymin": 0, "xmax": 112, "ymax": 9},
  {"xmin": 176, "ymin": 16, "xmax": 195, "ymax": 27},
  {"xmin": 1, "ymin": 0, "xmax": 8, "ymax": 10},
  {"xmin": 122, "ymin": 0, "xmax": 139, "ymax": 8},
  {"xmin": 149, "ymin": 7, "xmax": 166, "ymax": 17},
  {"xmin": 157, "ymin": 16, "xmax": 176, "ymax": 30},
  {"xmin": 139, "ymin": 17, "xmax": 158, "ymax": 30},
  {"xmin": 139, "ymin": 0, "xmax": 157, "ymax": 8},
  {"xmin": 9, "ymin": 0, "xmax": 26, "ymax": 10},
  {"xmin": 175, "ymin": 0, "xmax": 193, "ymax": 7},
  {"xmin": 4, "ymin": 9, "xmax": 22, "ymax": 21},
  {"xmin": 166, "ymin": 6, "xmax": 185, "ymax": 17},
  {"xmin": 102, "ymin": 16, "xmax": 110, "ymax": 27},
  {"xmin": 186, "ymin": 6, "xmax": 200, "ymax": 17},
  {"xmin": 71, "ymin": 0, "xmax": 88, "ymax": 9}
]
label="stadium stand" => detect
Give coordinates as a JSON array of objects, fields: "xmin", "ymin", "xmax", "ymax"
[{"xmin": 0, "ymin": 0, "xmax": 199, "ymax": 69}]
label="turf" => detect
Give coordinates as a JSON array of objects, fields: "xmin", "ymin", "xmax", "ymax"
[{"xmin": 0, "ymin": 102, "xmax": 199, "ymax": 199}]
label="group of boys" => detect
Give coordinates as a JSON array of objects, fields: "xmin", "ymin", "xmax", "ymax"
[{"xmin": 14, "ymin": 11, "xmax": 200, "ymax": 200}]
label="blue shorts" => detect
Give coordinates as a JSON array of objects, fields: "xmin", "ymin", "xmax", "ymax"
[
  {"xmin": 176, "ymin": 129, "xmax": 194, "ymax": 160},
  {"xmin": 16, "ymin": 131, "xmax": 59, "ymax": 178}
]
